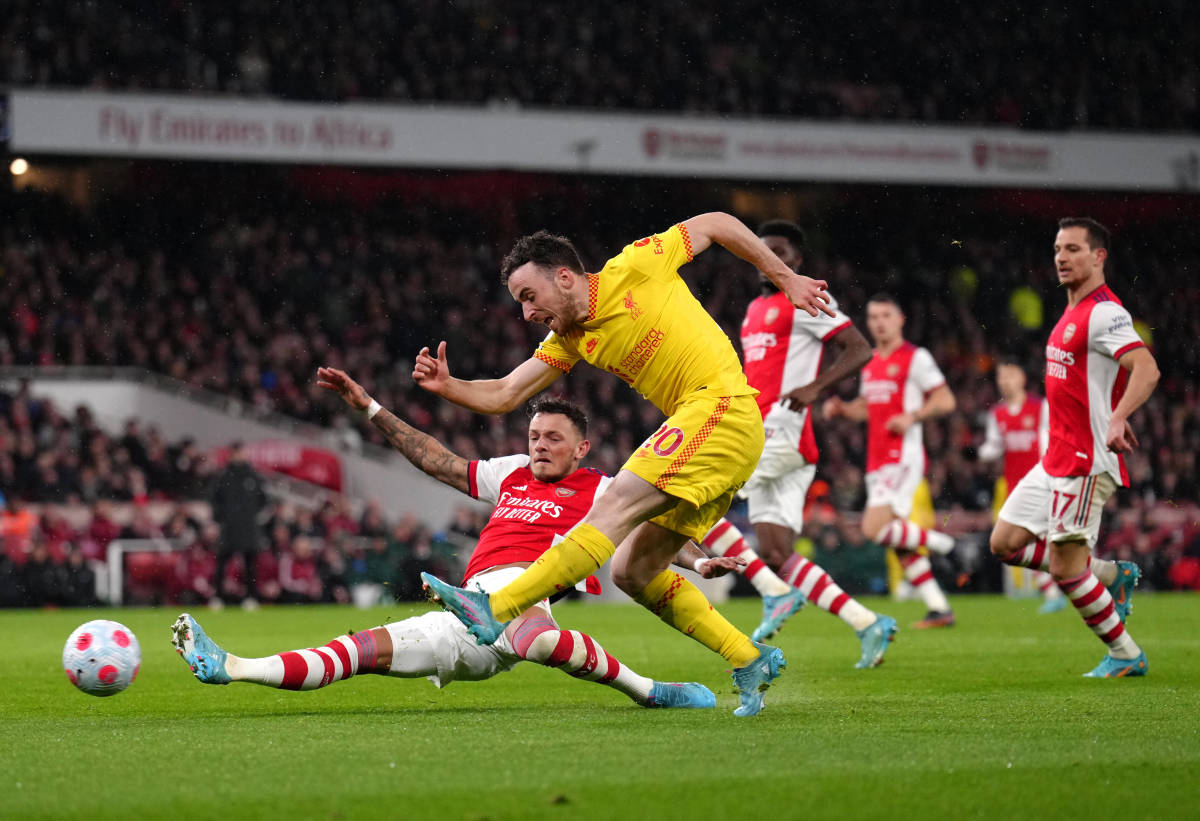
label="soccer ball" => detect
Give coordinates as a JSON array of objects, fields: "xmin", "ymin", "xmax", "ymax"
[{"xmin": 63, "ymin": 619, "xmax": 141, "ymax": 697}]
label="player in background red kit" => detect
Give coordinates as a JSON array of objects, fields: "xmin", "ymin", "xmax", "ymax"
[
  {"xmin": 171, "ymin": 375, "xmax": 732, "ymax": 708},
  {"xmin": 978, "ymin": 360, "xmax": 1064, "ymax": 613},
  {"xmin": 990, "ymin": 218, "xmax": 1157, "ymax": 678},
  {"xmin": 824, "ymin": 294, "xmax": 958, "ymax": 629},
  {"xmin": 703, "ymin": 220, "xmax": 898, "ymax": 668}
]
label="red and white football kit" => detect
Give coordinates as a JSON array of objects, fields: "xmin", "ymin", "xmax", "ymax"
[
  {"xmin": 999, "ymin": 284, "xmax": 1145, "ymax": 547},
  {"xmin": 463, "ymin": 454, "xmax": 611, "ymax": 585},
  {"xmin": 739, "ymin": 290, "xmax": 853, "ymax": 532},
  {"xmin": 391, "ymin": 454, "xmax": 611, "ymax": 686},
  {"xmin": 861, "ymin": 342, "xmax": 946, "ymax": 517},
  {"xmin": 979, "ymin": 394, "xmax": 1049, "ymax": 497}
]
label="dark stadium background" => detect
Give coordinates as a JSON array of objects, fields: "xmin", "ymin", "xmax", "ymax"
[{"xmin": 3, "ymin": 0, "xmax": 1199, "ymax": 610}]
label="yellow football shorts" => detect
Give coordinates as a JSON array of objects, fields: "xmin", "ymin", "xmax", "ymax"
[{"xmin": 622, "ymin": 393, "xmax": 764, "ymax": 541}]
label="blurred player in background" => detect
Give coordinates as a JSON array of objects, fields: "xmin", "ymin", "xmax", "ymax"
[
  {"xmin": 414, "ymin": 212, "xmax": 833, "ymax": 716},
  {"xmin": 703, "ymin": 219, "xmax": 898, "ymax": 669},
  {"xmin": 990, "ymin": 218, "xmax": 1157, "ymax": 677},
  {"xmin": 978, "ymin": 359, "xmax": 1063, "ymax": 613},
  {"xmin": 824, "ymin": 294, "xmax": 958, "ymax": 629},
  {"xmin": 173, "ymin": 382, "xmax": 734, "ymax": 709}
]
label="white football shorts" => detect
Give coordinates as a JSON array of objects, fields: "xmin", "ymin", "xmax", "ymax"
[
  {"xmin": 739, "ymin": 428, "xmax": 816, "ymax": 534},
  {"xmin": 998, "ymin": 462, "xmax": 1117, "ymax": 549},
  {"xmin": 380, "ymin": 566, "xmax": 551, "ymax": 688},
  {"xmin": 865, "ymin": 460, "xmax": 923, "ymax": 518}
]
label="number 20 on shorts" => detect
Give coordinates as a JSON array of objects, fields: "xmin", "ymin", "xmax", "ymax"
[{"xmin": 645, "ymin": 424, "xmax": 685, "ymax": 457}]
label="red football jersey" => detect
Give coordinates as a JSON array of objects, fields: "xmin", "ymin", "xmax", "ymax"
[
  {"xmin": 1042, "ymin": 284, "xmax": 1143, "ymax": 485},
  {"xmin": 462, "ymin": 454, "xmax": 611, "ymax": 585},
  {"xmin": 860, "ymin": 342, "xmax": 945, "ymax": 472},
  {"xmin": 741, "ymin": 290, "xmax": 852, "ymax": 463},
  {"xmin": 981, "ymin": 395, "xmax": 1048, "ymax": 493}
]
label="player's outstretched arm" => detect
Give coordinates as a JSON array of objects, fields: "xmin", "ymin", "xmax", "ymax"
[
  {"xmin": 1106, "ymin": 347, "xmax": 1160, "ymax": 453},
  {"xmin": 681, "ymin": 212, "xmax": 834, "ymax": 318},
  {"xmin": 413, "ymin": 342, "xmax": 562, "ymax": 414},
  {"xmin": 316, "ymin": 366, "xmax": 470, "ymax": 493},
  {"xmin": 782, "ymin": 326, "xmax": 872, "ymax": 410}
]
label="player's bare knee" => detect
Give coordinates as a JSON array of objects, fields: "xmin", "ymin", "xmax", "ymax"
[
  {"xmin": 989, "ymin": 522, "xmax": 1028, "ymax": 559},
  {"xmin": 611, "ymin": 566, "xmax": 642, "ymax": 595},
  {"xmin": 988, "ymin": 532, "xmax": 1016, "ymax": 559}
]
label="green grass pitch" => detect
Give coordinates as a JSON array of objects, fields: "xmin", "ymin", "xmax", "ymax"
[{"xmin": 2, "ymin": 594, "xmax": 1199, "ymax": 821}]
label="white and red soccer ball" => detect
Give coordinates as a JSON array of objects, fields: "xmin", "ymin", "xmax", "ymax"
[{"xmin": 63, "ymin": 620, "xmax": 141, "ymax": 697}]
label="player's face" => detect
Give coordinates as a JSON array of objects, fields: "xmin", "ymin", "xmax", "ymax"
[
  {"xmin": 758, "ymin": 235, "xmax": 801, "ymax": 283},
  {"xmin": 508, "ymin": 263, "xmax": 578, "ymax": 334},
  {"xmin": 866, "ymin": 301, "xmax": 904, "ymax": 346},
  {"xmin": 527, "ymin": 412, "xmax": 589, "ymax": 482},
  {"xmin": 995, "ymin": 363, "xmax": 1026, "ymax": 400},
  {"xmin": 1053, "ymin": 226, "xmax": 1106, "ymax": 289}
]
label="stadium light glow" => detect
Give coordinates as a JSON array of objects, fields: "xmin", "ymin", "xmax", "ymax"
[{"xmin": 9, "ymin": 158, "xmax": 29, "ymax": 176}]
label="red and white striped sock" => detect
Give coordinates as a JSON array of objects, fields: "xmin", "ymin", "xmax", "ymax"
[
  {"xmin": 877, "ymin": 519, "xmax": 955, "ymax": 555},
  {"xmin": 895, "ymin": 549, "xmax": 951, "ymax": 613},
  {"xmin": 1003, "ymin": 538, "xmax": 1119, "ymax": 588},
  {"xmin": 225, "ymin": 629, "xmax": 382, "ymax": 690},
  {"xmin": 509, "ymin": 613, "xmax": 653, "ymax": 704},
  {"xmin": 1057, "ymin": 571, "xmax": 1140, "ymax": 659},
  {"xmin": 702, "ymin": 520, "xmax": 792, "ymax": 597},
  {"xmin": 777, "ymin": 553, "xmax": 876, "ymax": 631},
  {"xmin": 1002, "ymin": 538, "xmax": 1051, "ymax": 571},
  {"xmin": 1036, "ymin": 571, "xmax": 1062, "ymax": 600}
]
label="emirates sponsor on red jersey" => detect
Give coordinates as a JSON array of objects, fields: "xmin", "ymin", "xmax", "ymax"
[{"xmin": 462, "ymin": 454, "xmax": 611, "ymax": 583}]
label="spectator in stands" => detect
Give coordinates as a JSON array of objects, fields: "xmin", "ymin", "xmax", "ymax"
[
  {"xmin": 62, "ymin": 546, "xmax": 99, "ymax": 607},
  {"xmin": 208, "ymin": 441, "xmax": 269, "ymax": 608},
  {"xmin": 278, "ymin": 535, "xmax": 323, "ymax": 604}
]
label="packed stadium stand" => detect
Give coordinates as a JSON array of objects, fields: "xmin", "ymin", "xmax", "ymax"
[{"xmin": 4, "ymin": 1, "xmax": 1198, "ymax": 130}]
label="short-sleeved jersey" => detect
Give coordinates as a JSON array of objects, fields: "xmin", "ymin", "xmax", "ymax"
[
  {"xmin": 979, "ymin": 394, "xmax": 1049, "ymax": 492},
  {"xmin": 740, "ymin": 289, "xmax": 853, "ymax": 463},
  {"xmin": 860, "ymin": 342, "xmax": 946, "ymax": 472},
  {"xmin": 533, "ymin": 224, "xmax": 756, "ymax": 415},
  {"xmin": 1043, "ymin": 284, "xmax": 1144, "ymax": 485},
  {"xmin": 462, "ymin": 454, "xmax": 612, "ymax": 584}
]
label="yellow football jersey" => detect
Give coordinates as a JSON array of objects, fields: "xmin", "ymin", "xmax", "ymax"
[{"xmin": 533, "ymin": 224, "xmax": 756, "ymax": 415}]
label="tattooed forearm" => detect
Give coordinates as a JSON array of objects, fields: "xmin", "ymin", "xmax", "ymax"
[{"xmin": 370, "ymin": 408, "xmax": 470, "ymax": 494}]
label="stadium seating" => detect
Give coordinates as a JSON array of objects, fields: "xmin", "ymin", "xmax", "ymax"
[{"xmin": 3, "ymin": 1, "xmax": 1196, "ymax": 130}]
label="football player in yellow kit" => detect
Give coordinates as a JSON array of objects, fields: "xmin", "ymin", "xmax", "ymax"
[{"xmin": 416, "ymin": 213, "xmax": 831, "ymax": 715}]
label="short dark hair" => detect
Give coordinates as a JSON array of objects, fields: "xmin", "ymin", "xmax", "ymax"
[
  {"xmin": 867, "ymin": 292, "xmax": 903, "ymax": 311},
  {"xmin": 527, "ymin": 396, "xmax": 588, "ymax": 438},
  {"xmin": 757, "ymin": 220, "xmax": 808, "ymax": 256},
  {"xmin": 1058, "ymin": 217, "xmax": 1111, "ymax": 251},
  {"xmin": 500, "ymin": 230, "xmax": 585, "ymax": 285}
]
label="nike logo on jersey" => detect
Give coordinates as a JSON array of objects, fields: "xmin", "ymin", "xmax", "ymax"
[
  {"xmin": 1075, "ymin": 452, "xmax": 1088, "ymax": 459},
  {"xmin": 511, "ymin": 485, "xmax": 528, "ymax": 491}
]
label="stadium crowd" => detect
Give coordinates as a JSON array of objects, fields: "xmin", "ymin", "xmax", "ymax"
[
  {"xmin": 2, "ymin": 175, "xmax": 1199, "ymax": 606},
  {"xmin": 3, "ymin": 0, "xmax": 1197, "ymax": 132},
  {"xmin": 0, "ymin": 375, "xmax": 468, "ymax": 607}
]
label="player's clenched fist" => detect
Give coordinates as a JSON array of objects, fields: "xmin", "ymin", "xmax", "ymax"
[{"xmin": 413, "ymin": 340, "xmax": 451, "ymax": 394}]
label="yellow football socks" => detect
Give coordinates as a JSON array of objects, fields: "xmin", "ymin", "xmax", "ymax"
[
  {"xmin": 635, "ymin": 569, "xmax": 759, "ymax": 667},
  {"xmin": 490, "ymin": 523, "xmax": 616, "ymax": 622}
]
